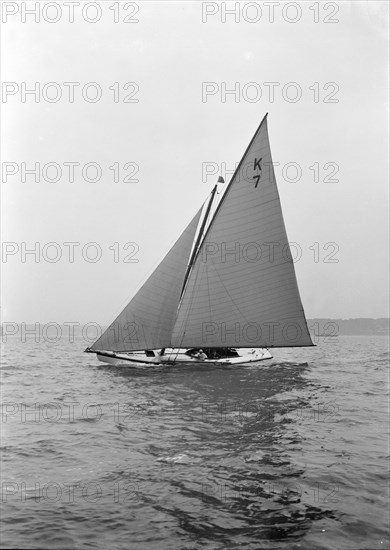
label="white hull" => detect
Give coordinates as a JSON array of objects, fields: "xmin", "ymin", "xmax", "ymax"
[{"xmin": 94, "ymin": 348, "xmax": 273, "ymax": 367}]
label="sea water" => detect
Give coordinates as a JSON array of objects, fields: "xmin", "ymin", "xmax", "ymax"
[{"xmin": 1, "ymin": 335, "xmax": 389, "ymax": 550}]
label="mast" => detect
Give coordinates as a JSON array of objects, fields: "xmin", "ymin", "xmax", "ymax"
[{"xmin": 180, "ymin": 183, "xmax": 218, "ymax": 298}]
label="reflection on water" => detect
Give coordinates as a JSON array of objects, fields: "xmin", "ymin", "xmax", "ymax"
[{"xmin": 1, "ymin": 336, "xmax": 389, "ymax": 549}]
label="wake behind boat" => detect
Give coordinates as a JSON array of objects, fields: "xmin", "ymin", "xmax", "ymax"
[{"xmin": 85, "ymin": 114, "xmax": 313, "ymax": 367}]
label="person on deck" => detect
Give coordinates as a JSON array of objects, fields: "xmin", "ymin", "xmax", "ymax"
[{"xmin": 197, "ymin": 349, "xmax": 207, "ymax": 361}]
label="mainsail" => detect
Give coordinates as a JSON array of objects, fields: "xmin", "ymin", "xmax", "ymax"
[
  {"xmin": 91, "ymin": 208, "xmax": 202, "ymax": 352},
  {"xmin": 172, "ymin": 114, "xmax": 313, "ymax": 348}
]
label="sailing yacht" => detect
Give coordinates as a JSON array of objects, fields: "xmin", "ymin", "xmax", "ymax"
[{"xmin": 85, "ymin": 114, "xmax": 313, "ymax": 366}]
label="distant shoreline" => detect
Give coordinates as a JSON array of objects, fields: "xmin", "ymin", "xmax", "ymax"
[{"xmin": 307, "ymin": 318, "xmax": 389, "ymax": 336}]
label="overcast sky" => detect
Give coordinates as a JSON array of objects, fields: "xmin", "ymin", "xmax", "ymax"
[{"xmin": 1, "ymin": 1, "xmax": 389, "ymax": 324}]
